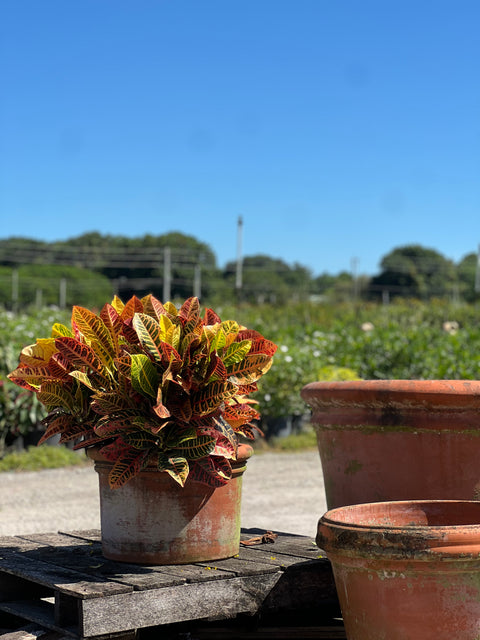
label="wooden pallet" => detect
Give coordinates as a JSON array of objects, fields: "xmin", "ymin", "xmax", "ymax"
[{"xmin": 0, "ymin": 528, "xmax": 340, "ymax": 639}]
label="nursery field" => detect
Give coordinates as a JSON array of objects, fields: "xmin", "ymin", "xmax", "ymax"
[{"xmin": 1, "ymin": 298, "xmax": 480, "ymax": 450}]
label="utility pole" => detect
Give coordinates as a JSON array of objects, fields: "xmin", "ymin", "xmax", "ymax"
[
  {"xmin": 59, "ymin": 278, "xmax": 67, "ymax": 309},
  {"xmin": 193, "ymin": 264, "xmax": 201, "ymax": 299},
  {"xmin": 475, "ymin": 245, "xmax": 480, "ymax": 294},
  {"xmin": 163, "ymin": 247, "xmax": 171, "ymax": 301},
  {"xmin": 12, "ymin": 269, "xmax": 19, "ymax": 312},
  {"xmin": 235, "ymin": 216, "xmax": 243, "ymax": 295},
  {"xmin": 351, "ymin": 256, "xmax": 359, "ymax": 301}
]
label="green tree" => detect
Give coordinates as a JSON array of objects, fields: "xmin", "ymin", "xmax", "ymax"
[
  {"xmin": 223, "ymin": 255, "xmax": 313, "ymax": 303},
  {"xmin": 0, "ymin": 265, "xmax": 113, "ymax": 310},
  {"xmin": 457, "ymin": 253, "xmax": 479, "ymax": 303},
  {"xmin": 369, "ymin": 245, "xmax": 457, "ymax": 300}
]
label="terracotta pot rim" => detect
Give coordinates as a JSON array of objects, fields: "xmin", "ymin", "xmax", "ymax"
[
  {"xmin": 318, "ymin": 500, "xmax": 480, "ymax": 559},
  {"xmin": 301, "ymin": 379, "xmax": 480, "ymax": 411}
]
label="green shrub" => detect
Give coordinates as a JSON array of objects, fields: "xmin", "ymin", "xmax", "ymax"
[{"xmin": 0, "ymin": 445, "xmax": 88, "ymax": 472}]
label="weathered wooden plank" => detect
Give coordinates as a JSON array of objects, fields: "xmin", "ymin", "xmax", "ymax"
[
  {"xmin": 0, "ymin": 549, "xmax": 132, "ymax": 599},
  {"xmin": 241, "ymin": 530, "xmax": 323, "ymax": 560},
  {"xmin": 196, "ymin": 553, "xmax": 286, "ymax": 576},
  {"xmin": 58, "ymin": 530, "xmax": 101, "ymax": 543},
  {"xmin": 8, "ymin": 533, "xmax": 186, "ymax": 591},
  {"xmin": 0, "ymin": 622, "xmax": 57, "ymax": 640},
  {"xmin": 79, "ymin": 573, "xmax": 282, "ymax": 636},
  {"xmin": 0, "ymin": 601, "xmax": 59, "ymax": 635}
]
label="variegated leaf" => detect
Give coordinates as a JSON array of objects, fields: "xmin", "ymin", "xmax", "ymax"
[
  {"xmin": 160, "ymin": 300, "xmax": 176, "ymax": 316},
  {"xmin": 222, "ymin": 404, "xmax": 260, "ymax": 429},
  {"xmin": 38, "ymin": 413, "xmax": 75, "ymax": 445},
  {"xmin": 51, "ymin": 323, "xmax": 73, "ymax": 338},
  {"xmin": 235, "ymin": 422, "xmax": 263, "ymax": 440},
  {"xmin": 190, "ymin": 457, "xmax": 232, "ymax": 487},
  {"xmin": 114, "ymin": 354, "xmax": 132, "ymax": 378},
  {"xmin": 132, "ymin": 313, "xmax": 163, "ymax": 364},
  {"xmin": 158, "ymin": 314, "xmax": 175, "ymax": 344},
  {"xmin": 173, "ymin": 435, "xmax": 216, "ymax": 460},
  {"xmin": 130, "ymin": 353, "xmax": 159, "ymax": 399},
  {"xmin": 212, "ymin": 436, "xmax": 237, "ymax": 459},
  {"xmin": 123, "ymin": 430, "xmax": 159, "ymax": 449},
  {"xmin": 141, "ymin": 294, "xmax": 167, "ymax": 321},
  {"xmin": 8, "ymin": 365, "xmax": 57, "ymax": 389},
  {"xmin": 91, "ymin": 391, "xmax": 132, "ymax": 414},
  {"xmin": 19, "ymin": 340, "xmax": 58, "ymax": 366},
  {"xmin": 110, "ymin": 295, "xmax": 125, "ymax": 314},
  {"xmin": 237, "ymin": 330, "xmax": 278, "ymax": 356},
  {"xmin": 108, "ymin": 444, "xmax": 150, "ymax": 489},
  {"xmin": 203, "ymin": 307, "xmax": 221, "ymax": 325},
  {"xmin": 158, "ymin": 455, "xmax": 189, "ymax": 487},
  {"xmin": 211, "ymin": 414, "xmax": 238, "ymax": 447},
  {"xmin": 209, "ymin": 327, "xmax": 227, "ymax": 353},
  {"xmin": 94, "ymin": 410, "xmax": 141, "ymax": 436},
  {"xmin": 59, "ymin": 422, "xmax": 95, "ymax": 443},
  {"xmin": 120, "ymin": 295, "xmax": 144, "ymax": 321},
  {"xmin": 37, "ymin": 381, "xmax": 77, "ymax": 413},
  {"xmin": 222, "ymin": 340, "xmax": 251, "ymax": 367},
  {"xmin": 71, "ymin": 306, "xmax": 116, "ymax": 365},
  {"xmin": 206, "ymin": 353, "xmax": 228, "ymax": 383},
  {"xmin": 191, "ymin": 380, "xmax": 237, "ymax": 417},
  {"xmin": 69, "ymin": 370, "xmax": 95, "ymax": 389},
  {"xmin": 227, "ymin": 353, "xmax": 274, "ymax": 384},
  {"xmin": 100, "ymin": 303, "xmax": 123, "ymax": 351},
  {"xmin": 55, "ymin": 337, "xmax": 107, "ymax": 376},
  {"xmin": 153, "ymin": 387, "xmax": 171, "ymax": 419}
]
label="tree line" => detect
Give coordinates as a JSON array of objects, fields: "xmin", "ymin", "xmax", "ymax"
[{"xmin": 0, "ymin": 233, "xmax": 477, "ymax": 309}]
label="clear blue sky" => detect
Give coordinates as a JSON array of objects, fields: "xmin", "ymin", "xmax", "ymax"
[{"xmin": 1, "ymin": 0, "xmax": 479, "ymax": 276}]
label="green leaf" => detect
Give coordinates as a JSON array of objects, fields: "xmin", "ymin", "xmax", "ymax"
[
  {"xmin": 222, "ymin": 340, "xmax": 251, "ymax": 366},
  {"xmin": 51, "ymin": 323, "xmax": 73, "ymax": 338},
  {"xmin": 130, "ymin": 353, "xmax": 159, "ymax": 398}
]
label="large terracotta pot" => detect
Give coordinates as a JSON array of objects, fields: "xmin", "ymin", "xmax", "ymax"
[
  {"xmin": 317, "ymin": 500, "xmax": 480, "ymax": 640},
  {"xmin": 301, "ymin": 380, "xmax": 480, "ymax": 509},
  {"xmin": 88, "ymin": 444, "xmax": 252, "ymax": 564}
]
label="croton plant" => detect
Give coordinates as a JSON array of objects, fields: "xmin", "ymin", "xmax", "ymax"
[{"xmin": 8, "ymin": 295, "xmax": 277, "ymax": 489}]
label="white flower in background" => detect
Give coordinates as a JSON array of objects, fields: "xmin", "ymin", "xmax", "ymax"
[
  {"xmin": 280, "ymin": 345, "xmax": 289, "ymax": 352},
  {"xmin": 361, "ymin": 322, "xmax": 374, "ymax": 332},
  {"xmin": 442, "ymin": 321, "xmax": 459, "ymax": 335},
  {"xmin": 264, "ymin": 394, "xmax": 271, "ymax": 402},
  {"xmin": 313, "ymin": 350, "xmax": 321, "ymax": 357},
  {"xmin": 285, "ymin": 355, "xmax": 293, "ymax": 363}
]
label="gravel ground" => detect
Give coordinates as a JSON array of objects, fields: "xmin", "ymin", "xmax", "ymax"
[{"xmin": 0, "ymin": 450, "xmax": 327, "ymax": 539}]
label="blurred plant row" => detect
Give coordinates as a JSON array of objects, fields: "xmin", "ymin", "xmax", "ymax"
[{"xmin": 2, "ymin": 298, "xmax": 480, "ymax": 455}]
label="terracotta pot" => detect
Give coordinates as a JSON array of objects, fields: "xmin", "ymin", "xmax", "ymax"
[
  {"xmin": 87, "ymin": 444, "xmax": 253, "ymax": 564},
  {"xmin": 301, "ymin": 380, "xmax": 480, "ymax": 509},
  {"xmin": 317, "ymin": 500, "xmax": 480, "ymax": 640}
]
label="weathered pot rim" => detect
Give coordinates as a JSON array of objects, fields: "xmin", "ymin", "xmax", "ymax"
[
  {"xmin": 301, "ymin": 379, "xmax": 480, "ymax": 410},
  {"xmin": 317, "ymin": 500, "xmax": 480, "ymax": 560}
]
